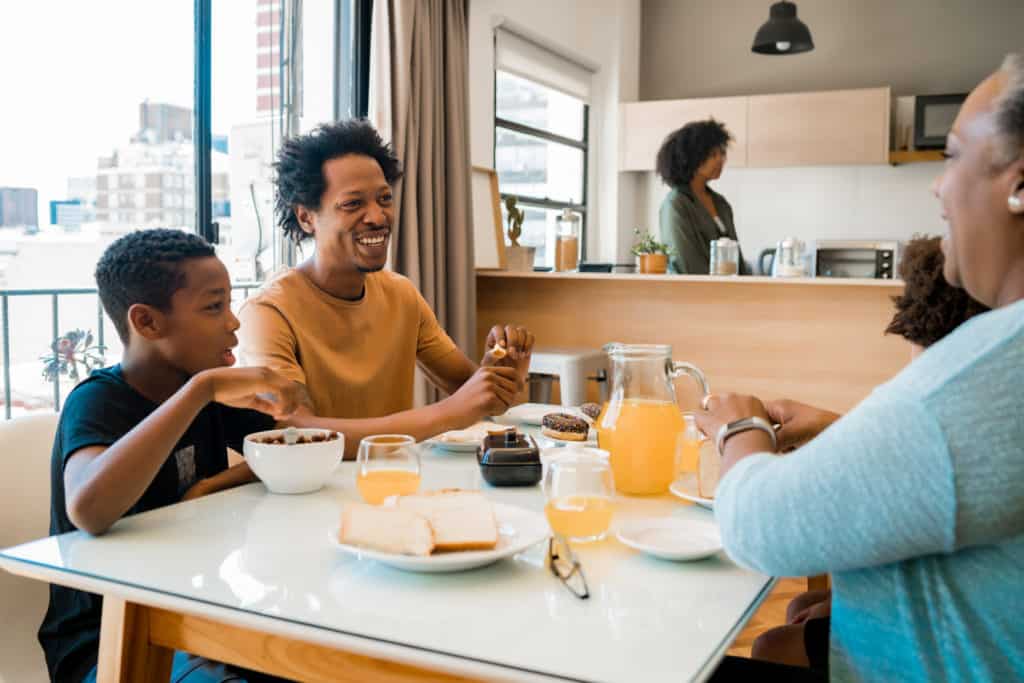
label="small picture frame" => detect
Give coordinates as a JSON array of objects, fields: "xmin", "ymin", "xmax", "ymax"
[{"xmin": 471, "ymin": 166, "xmax": 507, "ymax": 270}]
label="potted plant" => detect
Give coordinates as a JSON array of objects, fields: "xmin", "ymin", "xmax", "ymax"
[
  {"xmin": 41, "ymin": 328, "xmax": 106, "ymax": 385},
  {"xmin": 504, "ymin": 196, "xmax": 535, "ymax": 272},
  {"xmin": 630, "ymin": 229, "xmax": 673, "ymax": 274}
]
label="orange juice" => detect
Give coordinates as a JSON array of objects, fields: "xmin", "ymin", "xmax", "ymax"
[
  {"xmin": 544, "ymin": 495, "xmax": 613, "ymax": 540},
  {"xmin": 598, "ymin": 398, "xmax": 684, "ymax": 494},
  {"xmin": 356, "ymin": 469, "xmax": 421, "ymax": 504}
]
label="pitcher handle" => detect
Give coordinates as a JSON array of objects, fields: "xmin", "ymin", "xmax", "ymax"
[{"xmin": 670, "ymin": 361, "xmax": 710, "ymax": 399}]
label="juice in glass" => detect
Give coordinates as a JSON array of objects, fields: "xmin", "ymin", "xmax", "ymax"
[
  {"xmin": 545, "ymin": 495, "xmax": 613, "ymax": 542},
  {"xmin": 356, "ymin": 469, "xmax": 421, "ymax": 504},
  {"xmin": 598, "ymin": 398, "xmax": 684, "ymax": 494}
]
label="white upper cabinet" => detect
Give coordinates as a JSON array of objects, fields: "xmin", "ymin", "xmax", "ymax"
[
  {"xmin": 620, "ymin": 87, "xmax": 890, "ymax": 171},
  {"xmin": 620, "ymin": 97, "xmax": 748, "ymax": 171},
  {"xmin": 746, "ymin": 87, "xmax": 890, "ymax": 167}
]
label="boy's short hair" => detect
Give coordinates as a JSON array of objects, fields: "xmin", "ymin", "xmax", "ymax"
[
  {"xmin": 274, "ymin": 119, "xmax": 403, "ymax": 245},
  {"xmin": 886, "ymin": 236, "xmax": 989, "ymax": 348},
  {"xmin": 95, "ymin": 229, "xmax": 217, "ymax": 344}
]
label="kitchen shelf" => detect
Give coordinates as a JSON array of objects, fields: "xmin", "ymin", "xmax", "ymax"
[{"xmin": 889, "ymin": 150, "xmax": 944, "ymax": 165}]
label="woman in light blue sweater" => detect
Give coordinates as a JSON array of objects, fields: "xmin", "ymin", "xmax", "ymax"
[{"xmin": 702, "ymin": 55, "xmax": 1024, "ymax": 682}]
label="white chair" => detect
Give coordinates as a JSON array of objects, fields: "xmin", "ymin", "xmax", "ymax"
[
  {"xmin": 528, "ymin": 347, "xmax": 608, "ymax": 407},
  {"xmin": 0, "ymin": 413, "xmax": 59, "ymax": 683}
]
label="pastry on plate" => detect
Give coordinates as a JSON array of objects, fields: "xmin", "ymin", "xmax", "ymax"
[
  {"xmin": 579, "ymin": 402, "xmax": 602, "ymax": 420},
  {"xmin": 541, "ymin": 413, "xmax": 589, "ymax": 441},
  {"xmin": 436, "ymin": 421, "xmax": 509, "ymax": 444}
]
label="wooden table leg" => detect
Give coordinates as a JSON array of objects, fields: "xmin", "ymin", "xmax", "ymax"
[{"xmin": 98, "ymin": 597, "xmax": 174, "ymax": 683}]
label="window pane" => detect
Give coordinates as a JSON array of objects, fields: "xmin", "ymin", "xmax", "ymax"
[
  {"xmin": 495, "ymin": 128, "xmax": 584, "ymax": 205},
  {"xmin": 0, "ymin": 1, "xmax": 194, "ymax": 415},
  {"xmin": 496, "ymin": 71, "xmax": 584, "ymax": 141},
  {"xmin": 213, "ymin": 0, "xmax": 275, "ymax": 282}
]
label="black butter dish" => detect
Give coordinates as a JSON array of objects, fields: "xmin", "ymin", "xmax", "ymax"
[{"xmin": 477, "ymin": 430, "xmax": 542, "ymax": 487}]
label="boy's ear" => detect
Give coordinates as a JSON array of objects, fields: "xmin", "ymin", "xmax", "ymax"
[{"xmin": 127, "ymin": 303, "xmax": 166, "ymax": 341}]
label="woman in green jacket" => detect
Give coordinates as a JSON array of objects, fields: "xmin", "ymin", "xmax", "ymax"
[{"xmin": 656, "ymin": 119, "xmax": 749, "ymax": 274}]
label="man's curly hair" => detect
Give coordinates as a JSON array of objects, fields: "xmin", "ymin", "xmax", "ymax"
[
  {"xmin": 655, "ymin": 119, "xmax": 732, "ymax": 189},
  {"xmin": 95, "ymin": 229, "xmax": 216, "ymax": 344},
  {"xmin": 886, "ymin": 236, "xmax": 989, "ymax": 348},
  {"xmin": 274, "ymin": 119, "xmax": 403, "ymax": 244}
]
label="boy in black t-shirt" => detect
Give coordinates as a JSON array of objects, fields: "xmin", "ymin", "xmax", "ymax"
[{"xmin": 38, "ymin": 229, "xmax": 302, "ymax": 683}]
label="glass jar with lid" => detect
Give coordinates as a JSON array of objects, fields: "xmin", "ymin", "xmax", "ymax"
[{"xmin": 554, "ymin": 208, "xmax": 580, "ymax": 272}]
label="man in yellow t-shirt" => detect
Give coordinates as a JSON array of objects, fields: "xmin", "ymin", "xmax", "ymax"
[{"xmin": 239, "ymin": 120, "xmax": 534, "ymax": 456}]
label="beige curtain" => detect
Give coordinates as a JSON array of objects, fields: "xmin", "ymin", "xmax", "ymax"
[{"xmin": 372, "ymin": 0, "xmax": 475, "ymax": 405}]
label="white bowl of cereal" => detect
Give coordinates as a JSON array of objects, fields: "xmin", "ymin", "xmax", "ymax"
[{"xmin": 243, "ymin": 428, "xmax": 345, "ymax": 494}]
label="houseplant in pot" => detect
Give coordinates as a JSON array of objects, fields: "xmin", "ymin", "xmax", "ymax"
[
  {"xmin": 631, "ymin": 229, "xmax": 673, "ymax": 274},
  {"xmin": 504, "ymin": 196, "xmax": 535, "ymax": 272}
]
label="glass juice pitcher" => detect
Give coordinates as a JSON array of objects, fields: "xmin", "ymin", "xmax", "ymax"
[{"xmin": 596, "ymin": 344, "xmax": 709, "ymax": 495}]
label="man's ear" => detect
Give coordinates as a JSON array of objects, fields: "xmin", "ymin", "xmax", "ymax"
[
  {"xmin": 127, "ymin": 303, "xmax": 166, "ymax": 341},
  {"xmin": 294, "ymin": 204, "xmax": 316, "ymax": 236}
]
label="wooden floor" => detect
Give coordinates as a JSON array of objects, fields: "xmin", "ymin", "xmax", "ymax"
[{"xmin": 727, "ymin": 577, "xmax": 806, "ymax": 658}]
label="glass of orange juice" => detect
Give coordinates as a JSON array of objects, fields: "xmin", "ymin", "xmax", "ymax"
[
  {"xmin": 356, "ymin": 435, "xmax": 422, "ymax": 504},
  {"xmin": 543, "ymin": 449, "xmax": 615, "ymax": 542}
]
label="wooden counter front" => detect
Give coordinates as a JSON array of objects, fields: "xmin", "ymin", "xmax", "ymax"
[{"xmin": 477, "ymin": 272, "xmax": 911, "ymax": 413}]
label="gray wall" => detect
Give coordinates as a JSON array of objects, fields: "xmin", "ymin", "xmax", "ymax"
[{"xmin": 640, "ymin": 0, "xmax": 1024, "ymax": 100}]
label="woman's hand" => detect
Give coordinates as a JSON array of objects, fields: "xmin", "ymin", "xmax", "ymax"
[
  {"xmin": 694, "ymin": 393, "xmax": 774, "ymax": 460},
  {"xmin": 765, "ymin": 399, "xmax": 841, "ymax": 451}
]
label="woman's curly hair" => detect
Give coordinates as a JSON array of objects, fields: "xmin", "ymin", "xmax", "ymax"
[
  {"xmin": 274, "ymin": 119, "xmax": 402, "ymax": 244},
  {"xmin": 655, "ymin": 119, "xmax": 732, "ymax": 189},
  {"xmin": 886, "ymin": 236, "xmax": 989, "ymax": 348}
]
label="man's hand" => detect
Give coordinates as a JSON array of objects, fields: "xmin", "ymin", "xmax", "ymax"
[
  {"xmin": 482, "ymin": 325, "xmax": 535, "ymax": 383},
  {"xmin": 194, "ymin": 367, "xmax": 302, "ymax": 420},
  {"xmin": 444, "ymin": 365, "xmax": 523, "ymax": 423},
  {"xmin": 765, "ymin": 399, "xmax": 841, "ymax": 451}
]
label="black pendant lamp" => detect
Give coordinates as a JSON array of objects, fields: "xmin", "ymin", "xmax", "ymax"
[{"xmin": 752, "ymin": 1, "xmax": 814, "ymax": 55}]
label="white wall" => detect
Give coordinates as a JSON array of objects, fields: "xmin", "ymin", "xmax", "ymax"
[
  {"xmin": 468, "ymin": 0, "xmax": 641, "ymax": 263},
  {"xmin": 637, "ymin": 162, "xmax": 946, "ymax": 272}
]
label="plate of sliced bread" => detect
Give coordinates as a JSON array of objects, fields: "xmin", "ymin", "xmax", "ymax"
[
  {"xmin": 669, "ymin": 473, "xmax": 714, "ymax": 510},
  {"xmin": 333, "ymin": 490, "xmax": 550, "ymax": 572}
]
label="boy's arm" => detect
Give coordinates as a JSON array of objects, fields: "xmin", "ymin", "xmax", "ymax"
[
  {"xmin": 181, "ymin": 461, "xmax": 258, "ymax": 501},
  {"xmin": 287, "ymin": 364, "xmax": 524, "ymax": 458},
  {"xmin": 65, "ymin": 368, "xmax": 299, "ymax": 535}
]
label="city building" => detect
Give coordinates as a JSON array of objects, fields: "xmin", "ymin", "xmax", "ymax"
[
  {"xmin": 0, "ymin": 187, "xmax": 38, "ymax": 229},
  {"xmin": 256, "ymin": 0, "xmax": 281, "ymax": 116},
  {"xmin": 49, "ymin": 200, "xmax": 84, "ymax": 230},
  {"xmin": 66, "ymin": 176, "xmax": 97, "ymax": 223},
  {"xmin": 132, "ymin": 101, "xmax": 192, "ymax": 144}
]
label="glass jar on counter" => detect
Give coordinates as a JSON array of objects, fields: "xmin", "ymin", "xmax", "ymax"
[
  {"xmin": 554, "ymin": 207, "xmax": 581, "ymax": 272},
  {"xmin": 709, "ymin": 238, "xmax": 739, "ymax": 276}
]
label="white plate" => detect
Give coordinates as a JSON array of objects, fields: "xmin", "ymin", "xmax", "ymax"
[
  {"xmin": 616, "ymin": 518, "xmax": 722, "ymax": 561},
  {"xmin": 330, "ymin": 502, "xmax": 550, "ymax": 573},
  {"xmin": 497, "ymin": 403, "xmax": 563, "ymax": 426},
  {"xmin": 537, "ymin": 428, "xmax": 598, "ymax": 448},
  {"xmin": 423, "ymin": 439, "xmax": 481, "ymax": 453},
  {"xmin": 669, "ymin": 473, "xmax": 714, "ymax": 510}
]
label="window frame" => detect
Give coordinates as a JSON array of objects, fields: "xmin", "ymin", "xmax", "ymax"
[
  {"xmin": 194, "ymin": 0, "xmax": 373, "ymax": 246},
  {"xmin": 493, "ymin": 70, "xmax": 590, "ymax": 265}
]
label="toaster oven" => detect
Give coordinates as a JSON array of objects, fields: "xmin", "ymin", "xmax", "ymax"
[{"xmin": 813, "ymin": 240, "xmax": 900, "ymax": 279}]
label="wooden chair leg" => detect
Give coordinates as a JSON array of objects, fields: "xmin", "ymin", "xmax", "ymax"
[
  {"xmin": 98, "ymin": 597, "xmax": 174, "ymax": 683},
  {"xmin": 807, "ymin": 574, "xmax": 831, "ymax": 592}
]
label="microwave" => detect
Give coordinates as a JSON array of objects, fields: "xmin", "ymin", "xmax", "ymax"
[
  {"xmin": 813, "ymin": 240, "xmax": 900, "ymax": 279},
  {"xmin": 914, "ymin": 94, "xmax": 966, "ymax": 149}
]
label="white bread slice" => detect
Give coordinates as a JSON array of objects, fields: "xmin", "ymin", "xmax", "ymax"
[
  {"xmin": 338, "ymin": 503, "xmax": 434, "ymax": 556},
  {"xmin": 395, "ymin": 490, "xmax": 498, "ymax": 552},
  {"xmin": 697, "ymin": 440, "xmax": 720, "ymax": 499}
]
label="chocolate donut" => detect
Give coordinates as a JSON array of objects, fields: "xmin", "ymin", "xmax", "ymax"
[
  {"xmin": 579, "ymin": 403, "xmax": 602, "ymax": 420},
  {"xmin": 541, "ymin": 413, "xmax": 589, "ymax": 441}
]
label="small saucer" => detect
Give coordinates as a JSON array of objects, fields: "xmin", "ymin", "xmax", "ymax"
[{"xmin": 616, "ymin": 518, "xmax": 722, "ymax": 562}]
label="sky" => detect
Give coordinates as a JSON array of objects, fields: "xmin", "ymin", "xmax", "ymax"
[{"xmin": 0, "ymin": 0, "xmax": 258, "ymax": 222}]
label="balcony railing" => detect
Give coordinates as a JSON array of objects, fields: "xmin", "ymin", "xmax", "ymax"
[{"xmin": 0, "ymin": 284, "xmax": 261, "ymax": 419}]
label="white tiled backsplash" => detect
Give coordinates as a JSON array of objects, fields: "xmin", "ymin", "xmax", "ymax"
[{"xmin": 636, "ymin": 162, "xmax": 946, "ymax": 272}]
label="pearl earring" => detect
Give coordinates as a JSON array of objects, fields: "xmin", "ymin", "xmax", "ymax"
[{"xmin": 1010, "ymin": 195, "xmax": 1024, "ymax": 212}]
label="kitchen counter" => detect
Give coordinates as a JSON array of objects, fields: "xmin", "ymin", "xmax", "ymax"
[
  {"xmin": 478, "ymin": 271, "xmax": 905, "ymax": 288},
  {"xmin": 477, "ymin": 270, "xmax": 910, "ymax": 412}
]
